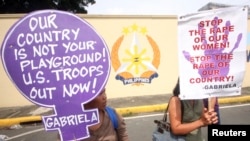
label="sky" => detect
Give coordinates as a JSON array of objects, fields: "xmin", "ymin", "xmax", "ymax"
[{"xmin": 86, "ymin": 0, "xmax": 250, "ymax": 16}]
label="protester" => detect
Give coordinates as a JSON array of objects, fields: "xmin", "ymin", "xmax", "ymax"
[
  {"xmin": 168, "ymin": 78, "xmax": 218, "ymax": 141},
  {"xmin": 57, "ymin": 88, "xmax": 129, "ymax": 141},
  {"xmin": 203, "ymin": 97, "xmax": 220, "ymax": 125}
]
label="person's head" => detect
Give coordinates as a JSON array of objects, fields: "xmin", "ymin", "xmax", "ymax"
[
  {"xmin": 85, "ymin": 88, "xmax": 107, "ymax": 111},
  {"xmin": 173, "ymin": 78, "xmax": 180, "ymax": 96}
]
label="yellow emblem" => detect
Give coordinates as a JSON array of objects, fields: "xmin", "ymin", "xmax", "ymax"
[{"xmin": 111, "ymin": 24, "xmax": 160, "ymax": 86}]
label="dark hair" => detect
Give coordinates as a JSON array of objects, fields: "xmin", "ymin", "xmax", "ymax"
[{"xmin": 173, "ymin": 78, "xmax": 180, "ymax": 96}]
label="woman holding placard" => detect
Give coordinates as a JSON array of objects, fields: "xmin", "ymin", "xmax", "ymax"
[{"xmin": 168, "ymin": 78, "xmax": 218, "ymax": 141}]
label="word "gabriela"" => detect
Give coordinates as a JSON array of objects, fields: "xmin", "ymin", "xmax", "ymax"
[{"xmin": 45, "ymin": 113, "xmax": 98, "ymax": 128}]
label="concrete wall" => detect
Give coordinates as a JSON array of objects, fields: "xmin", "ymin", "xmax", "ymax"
[{"xmin": 0, "ymin": 14, "xmax": 249, "ymax": 107}]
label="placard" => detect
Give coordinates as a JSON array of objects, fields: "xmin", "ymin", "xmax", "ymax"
[
  {"xmin": 1, "ymin": 10, "xmax": 111, "ymax": 141},
  {"xmin": 178, "ymin": 6, "xmax": 248, "ymax": 99}
]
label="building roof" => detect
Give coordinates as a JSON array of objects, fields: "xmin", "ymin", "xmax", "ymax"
[{"xmin": 198, "ymin": 2, "xmax": 250, "ymax": 17}]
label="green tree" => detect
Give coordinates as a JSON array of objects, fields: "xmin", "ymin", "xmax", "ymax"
[{"xmin": 0, "ymin": 0, "xmax": 96, "ymax": 14}]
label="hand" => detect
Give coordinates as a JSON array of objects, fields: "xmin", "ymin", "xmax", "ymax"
[{"xmin": 201, "ymin": 108, "xmax": 218, "ymax": 126}]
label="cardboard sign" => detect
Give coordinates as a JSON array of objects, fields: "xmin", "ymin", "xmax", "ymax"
[
  {"xmin": 1, "ymin": 10, "xmax": 110, "ymax": 140},
  {"xmin": 178, "ymin": 6, "xmax": 248, "ymax": 99}
]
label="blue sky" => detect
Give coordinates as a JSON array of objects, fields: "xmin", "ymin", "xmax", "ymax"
[{"xmin": 86, "ymin": 0, "xmax": 250, "ymax": 15}]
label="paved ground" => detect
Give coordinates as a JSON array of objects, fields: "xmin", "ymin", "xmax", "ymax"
[{"xmin": 0, "ymin": 87, "xmax": 250, "ymax": 127}]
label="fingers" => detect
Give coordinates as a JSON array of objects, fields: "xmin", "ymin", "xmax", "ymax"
[
  {"xmin": 203, "ymin": 107, "xmax": 215, "ymax": 113},
  {"xmin": 208, "ymin": 115, "xmax": 218, "ymax": 124},
  {"xmin": 203, "ymin": 107, "xmax": 208, "ymax": 112},
  {"xmin": 203, "ymin": 110, "xmax": 218, "ymax": 125},
  {"xmin": 211, "ymin": 118, "xmax": 218, "ymax": 124}
]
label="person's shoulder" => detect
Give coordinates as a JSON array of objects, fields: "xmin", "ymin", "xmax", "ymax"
[
  {"xmin": 105, "ymin": 106, "xmax": 116, "ymax": 112},
  {"xmin": 170, "ymin": 96, "xmax": 180, "ymax": 102},
  {"xmin": 105, "ymin": 106, "xmax": 119, "ymax": 115},
  {"xmin": 168, "ymin": 96, "xmax": 181, "ymax": 105}
]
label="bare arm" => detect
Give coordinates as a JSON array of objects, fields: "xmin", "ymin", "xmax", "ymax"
[
  {"xmin": 169, "ymin": 97, "xmax": 218, "ymax": 135},
  {"xmin": 169, "ymin": 97, "xmax": 204, "ymax": 135}
]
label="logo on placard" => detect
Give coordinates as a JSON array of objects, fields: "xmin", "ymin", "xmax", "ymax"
[
  {"xmin": 111, "ymin": 24, "xmax": 160, "ymax": 85},
  {"xmin": 1, "ymin": 10, "xmax": 110, "ymax": 141}
]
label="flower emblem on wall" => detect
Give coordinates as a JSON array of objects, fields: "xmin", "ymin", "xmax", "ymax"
[{"xmin": 111, "ymin": 24, "xmax": 160, "ymax": 85}]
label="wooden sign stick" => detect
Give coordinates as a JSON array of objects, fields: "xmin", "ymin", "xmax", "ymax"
[{"xmin": 208, "ymin": 97, "xmax": 212, "ymax": 111}]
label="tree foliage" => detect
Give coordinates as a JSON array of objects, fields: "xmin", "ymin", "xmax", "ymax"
[{"xmin": 0, "ymin": 0, "xmax": 96, "ymax": 14}]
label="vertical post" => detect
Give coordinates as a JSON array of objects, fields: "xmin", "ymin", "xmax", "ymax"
[{"xmin": 208, "ymin": 97, "xmax": 212, "ymax": 111}]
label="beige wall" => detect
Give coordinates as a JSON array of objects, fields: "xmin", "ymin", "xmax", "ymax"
[{"xmin": 0, "ymin": 14, "xmax": 249, "ymax": 107}]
